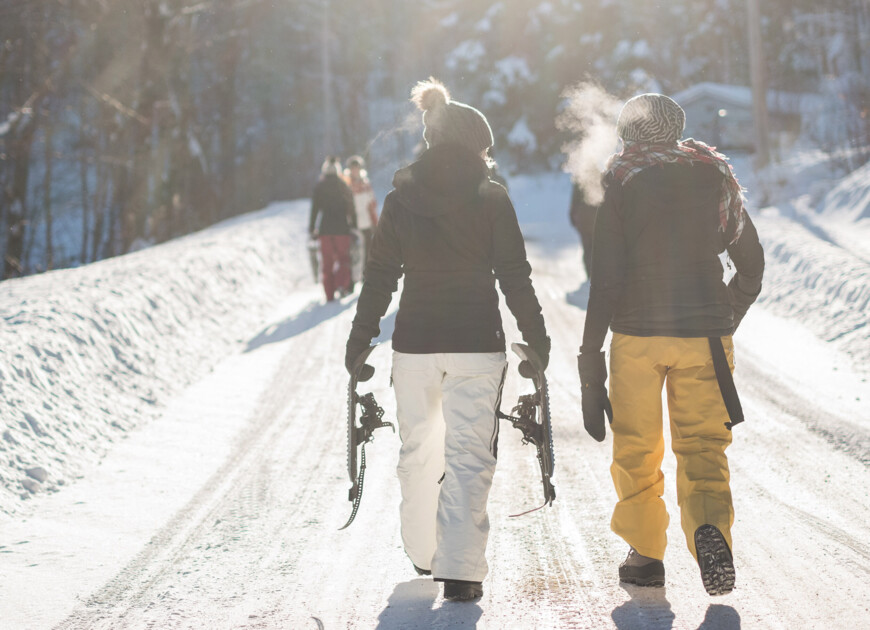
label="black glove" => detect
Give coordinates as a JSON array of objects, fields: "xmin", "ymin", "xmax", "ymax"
[
  {"xmin": 518, "ymin": 336, "xmax": 551, "ymax": 379},
  {"xmin": 577, "ymin": 349, "xmax": 613, "ymax": 442},
  {"xmin": 345, "ymin": 338, "xmax": 374, "ymax": 382}
]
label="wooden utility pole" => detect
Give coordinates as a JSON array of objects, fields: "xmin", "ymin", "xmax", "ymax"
[{"xmin": 746, "ymin": 0, "xmax": 771, "ymax": 167}]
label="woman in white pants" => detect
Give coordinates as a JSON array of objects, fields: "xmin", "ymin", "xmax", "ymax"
[{"xmin": 345, "ymin": 78, "xmax": 549, "ymax": 601}]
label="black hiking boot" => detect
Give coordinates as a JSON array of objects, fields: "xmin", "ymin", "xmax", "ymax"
[
  {"xmin": 618, "ymin": 548, "xmax": 665, "ymax": 587},
  {"xmin": 442, "ymin": 579, "xmax": 483, "ymax": 601},
  {"xmin": 694, "ymin": 525, "xmax": 735, "ymax": 596},
  {"xmin": 413, "ymin": 563, "xmax": 431, "ymax": 576}
]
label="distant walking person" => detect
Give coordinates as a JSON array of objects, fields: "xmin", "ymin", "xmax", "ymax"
[
  {"xmin": 310, "ymin": 156, "xmax": 356, "ymax": 302},
  {"xmin": 568, "ymin": 182, "xmax": 598, "ymax": 278},
  {"xmin": 345, "ymin": 78, "xmax": 549, "ymax": 601},
  {"xmin": 578, "ymin": 93, "xmax": 764, "ymax": 595},
  {"xmin": 345, "ymin": 155, "xmax": 379, "ymax": 269}
]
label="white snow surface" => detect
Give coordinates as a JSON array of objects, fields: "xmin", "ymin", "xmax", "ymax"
[{"xmin": 1, "ymin": 162, "xmax": 869, "ymax": 629}]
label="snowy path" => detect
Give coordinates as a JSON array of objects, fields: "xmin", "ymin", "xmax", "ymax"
[{"xmin": 2, "ymin": 216, "xmax": 869, "ymax": 629}]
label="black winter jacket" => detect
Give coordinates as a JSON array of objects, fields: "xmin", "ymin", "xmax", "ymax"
[
  {"xmin": 309, "ymin": 174, "xmax": 355, "ymax": 236},
  {"xmin": 582, "ymin": 161, "xmax": 765, "ymax": 352},
  {"xmin": 348, "ymin": 143, "xmax": 547, "ymax": 354}
]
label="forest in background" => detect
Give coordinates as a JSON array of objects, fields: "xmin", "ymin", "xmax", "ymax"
[{"xmin": 1, "ymin": 0, "xmax": 868, "ymax": 278}]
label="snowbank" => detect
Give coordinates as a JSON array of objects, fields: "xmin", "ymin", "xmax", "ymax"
[
  {"xmin": 753, "ymin": 206, "xmax": 870, "ymax": 366},
  {"xmin": 0, "ymin": 201, "xmax": 311, "ymax": 517},
  {"xmin": 733, "ymin": 151, "xmax": 870, "ymax": 367}
]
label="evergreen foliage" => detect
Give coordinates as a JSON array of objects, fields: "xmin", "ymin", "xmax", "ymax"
[{"xmin": 0, "ymin": 0, "xmax": 867, "ymax": 276}]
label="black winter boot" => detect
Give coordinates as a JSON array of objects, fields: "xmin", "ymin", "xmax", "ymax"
[
  {"xmin": 618, "ymin": 548, "xmax": 665, "ymax": 587},
  {"xmin": 694, "ymin": 525, "xmax": 735, "ymax": 596},
  {"xmin": 442, "ymin": 579, "xmax": 483, "ymax": 601}
]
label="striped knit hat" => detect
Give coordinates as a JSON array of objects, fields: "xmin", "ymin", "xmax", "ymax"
[
  {"xmin": 411, "ymin": 78, "xmax": 494, "ymax": 154},
  {"xmin": 617, "ymin": 93, "xmax": 685, "ymax": 145}
]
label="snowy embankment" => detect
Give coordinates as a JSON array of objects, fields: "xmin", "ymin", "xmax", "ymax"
[
  {"xmin": 0, "ymin": 203, "xmax": 310, "ymax": 517},
  {"xmin": 750, "ymin": 157, "xmax": 870, "ymax": 367},
  {"xmin": 753, "ymin": 207, "xmax": 870, "ymax": 364}
]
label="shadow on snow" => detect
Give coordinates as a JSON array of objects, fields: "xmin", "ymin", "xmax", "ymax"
[
  {"xmin": 565, "ymin": 279, "xmax": 590, "ymax": 311},
  {"xmin": 611, "ymin": 584, "xmax": 740, "ymax": 630},
  {"xmin": 375, "ymin": 578, "xmax": 483, "ymax": 630},
  {"xmin": 244, "ymin": 297, "xmax": 357, "ymax": 352}
]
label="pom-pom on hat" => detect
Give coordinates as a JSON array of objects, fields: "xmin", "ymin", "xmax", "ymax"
[
  {"xmin": 410, "ymin": 77, "xmax": 494, "ymax": 154},
  {"xmin": 346, "ymin": 155, "xmax": 365, "ymax": 168},
  {"xmin": 321, "ymin": 155, "xmax": 341, "ymax": 176},
  {"xmin": 616, "ymin": 93, "xmax": 686, "ymax": 144}
]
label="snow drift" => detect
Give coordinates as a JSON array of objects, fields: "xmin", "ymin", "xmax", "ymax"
[{"xmin": 0, "ymin": 202, "xmax": 310, "ymax": 517}]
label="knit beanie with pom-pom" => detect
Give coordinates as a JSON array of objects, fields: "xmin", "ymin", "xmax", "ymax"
[
  {"xmin": 616, "ymin": 93, "xmax": 686, "ymax": 145},
  {"xmin": 321, "ymin": 155, "xmax": 341, "ymax": 176},
  {"xmin": 410, "ymin": 78, "xmax": 494, "ymax": 154}
]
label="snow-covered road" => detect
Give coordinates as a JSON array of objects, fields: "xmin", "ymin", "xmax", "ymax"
[{"xmin": 2, "ymin": 181, "xmax": 869, "ymax": 628}]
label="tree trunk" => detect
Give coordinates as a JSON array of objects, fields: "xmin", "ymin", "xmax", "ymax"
[
  {"xmin": 217, "ymin": 16, "xmax": 241, "ymax": 220},
  {"xmin": 43, "ymin": 120, "xmax": 54, "ymax": 271},
  {"xmin": 79, "ymin": 102, "xmax": 91, "ymax": 265}
]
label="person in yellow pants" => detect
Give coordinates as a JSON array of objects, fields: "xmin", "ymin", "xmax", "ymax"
[
  {"xmin": 609, "ymin": 334, "xmax": 735, "ymax": 562},
  {"xmin": 576, "ymin": 93, "xmax": 764, "ymax": 595}
]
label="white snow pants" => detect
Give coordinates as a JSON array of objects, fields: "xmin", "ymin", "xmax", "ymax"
[{"xmin": 391, "ymin": 351, "xmax": 507, "ymax": 582}]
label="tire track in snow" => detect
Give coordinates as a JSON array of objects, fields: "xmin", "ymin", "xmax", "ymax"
[
  {"xmin": 54, "ymin": 300, "xmax": 359, "ymax": 629},
  {"xmin": 738, "ymin": 357, "xmax": 870, "ymax": 465}
]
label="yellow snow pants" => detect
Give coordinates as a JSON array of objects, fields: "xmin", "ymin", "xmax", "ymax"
[{"xmin": 609, "ymin": 333, "xmax": 735, "ymax": 561}]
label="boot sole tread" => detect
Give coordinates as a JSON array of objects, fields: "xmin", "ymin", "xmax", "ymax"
[{"xmin": 695, "ymin": 525, "xmax": 736, "ymax": 596}]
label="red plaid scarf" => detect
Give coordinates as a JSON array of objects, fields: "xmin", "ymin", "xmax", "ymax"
[{"xmin": 605, "ymin": 139, "xmax": 746, "ymax": 243}]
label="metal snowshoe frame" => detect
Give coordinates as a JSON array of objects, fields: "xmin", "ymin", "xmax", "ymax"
[
  {"xmin": 498, "ymin": 342, "xmax": 556, "ymax": 517},
  {"xmin": 340, "ymin": 345, "xmax": 393, "ymax": 530},
  {"xmin": 307, "ymin": 238, "xmax": 320, "ymax": 283}
]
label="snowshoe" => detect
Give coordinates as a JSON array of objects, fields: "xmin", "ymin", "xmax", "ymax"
[
  {"xmin": 340, "ymin": 345, "xmax": 393, "ymax": 530},
  {"xmin": 497, "ymin": 342, "xmax": 556, "ymax": 516},
  {"xmin": 307, "ymin": 239, "xmax": 320, "ymax": 283}
]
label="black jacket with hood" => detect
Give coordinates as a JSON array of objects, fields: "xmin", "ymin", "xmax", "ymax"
[
  {"xmin": 582, "ymin": 161, "xmax": 765, "ymax": 352},
  {"xmin": 309, "ymin": 174, "xmax": 355, "ymax": 236},
  {"xmin": 348, "ymin": 143, "xmax": 547, "ymax": 354}
]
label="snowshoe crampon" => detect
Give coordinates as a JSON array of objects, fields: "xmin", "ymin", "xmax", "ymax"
[
  {"xmin": 498, "ymin": 342, "xmax": 556, "ymax": 516},
  {"xmin": 340, "ymin": 345, "xmax": 393, "ymax": 530}
]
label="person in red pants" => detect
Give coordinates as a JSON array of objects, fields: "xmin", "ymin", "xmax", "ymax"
[{"xmin": 309, "ymin": 156, "xmax": 356, "ymax": 301}]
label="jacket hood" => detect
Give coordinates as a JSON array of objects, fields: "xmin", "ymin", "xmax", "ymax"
[{"xmin": 392, "ymin": 143, "xmax": 489, "ymax": 217}]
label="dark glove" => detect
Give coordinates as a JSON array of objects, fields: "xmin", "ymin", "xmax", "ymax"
[
  {"xmin": 345, "ymin": 338, "xmax": 374, "ymax": 382},
  {"xmin": 518, "ymin": 336, "xmax": 551, "ymax": 379},
  {"xmin": 578, "ymin": 349, "xmax": 613, "ymax": 442}
]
